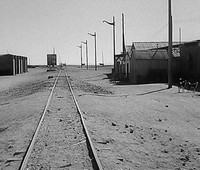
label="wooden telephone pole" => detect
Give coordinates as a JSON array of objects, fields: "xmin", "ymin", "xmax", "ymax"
[{"xmin": 168, "ymin": 0, "xmax": 173, "ymax": 88}]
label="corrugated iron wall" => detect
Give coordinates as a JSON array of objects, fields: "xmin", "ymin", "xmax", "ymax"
[{"xmin": 0, "ymin": 54, "xmax": 28, "ymax": 76}]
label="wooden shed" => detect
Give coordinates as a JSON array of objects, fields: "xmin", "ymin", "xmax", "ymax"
[{"xmin": 0, "ymin": 54, "xmax": 28, "ymax": 76}]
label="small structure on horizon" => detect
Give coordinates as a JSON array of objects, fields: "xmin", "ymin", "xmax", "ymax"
[
  {"xmin": 99, "ymin": 51, "xmax": 104, "ymax": 66},
  {"xmin": 47, "ymin": 54, "xmax": 57, "ymax": 67},
  {"xmin": 0, "ymin": 54, "xmax": 28, "ymax": 76}
]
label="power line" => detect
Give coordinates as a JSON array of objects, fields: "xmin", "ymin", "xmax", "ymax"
[{"xmin": 150, "ymin": 23, "xmax": 168, "ymax": 39}]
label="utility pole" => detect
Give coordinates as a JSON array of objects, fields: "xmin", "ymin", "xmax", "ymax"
[
  {"xmin": 122, "ymin": 13, "xmax": 126, "ymax": 54},
  {"xmin": 82, "ymin": 40, "xmax": 88, "ymax": 69},
  {"xmin": 168, "ymin": 0, "xmax": 173, "ymax": 88},
  {"xmin": 102, "ymin": 51, "xmax": 104, "ymax": 65},
  {"xmin": 77, "ymin": 45, "xmax": 82, "ymax": 68},
  {"xmin": 53, "ymin": 47, "xmax": 55, "ymax": 54},
  {"xmin": 88, "ymin": 32, "xmax": 97, "ymax": 71},
  {"xmin": 103, "ymin": 16, "xmax": 116, "ymax": 79},
  {"xmin": 179, "ymin": 28, "xmax": 182, "ymax": 45}
]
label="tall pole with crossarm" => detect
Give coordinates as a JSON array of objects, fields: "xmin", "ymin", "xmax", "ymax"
[
  {"xmin": 103, "ymin": 16, "xmax": 116, "ymax": 79},
  {"xmin": 77, "ymin": 45, "xmax": 82, "ymax": 68},
  {"xmin": 168, "ymin": 0, "xmax": 173, "ymax": 88},
  {"xmin": 88, "ymin": 32, "xmax": 97, "ymax": 71},
  {"xmin": 82, "ymin": 40, "xmax": 88, "ymax": 70}
]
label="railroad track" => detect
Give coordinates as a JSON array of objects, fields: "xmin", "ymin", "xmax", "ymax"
[{"xmin": 18, "ymin": 69, "xmax": 103, "ymax": 170}]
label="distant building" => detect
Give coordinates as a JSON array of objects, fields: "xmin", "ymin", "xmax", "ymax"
[
  {"xmin": 0, "ymin": 54, "xmax": 28, "ymax": 76},
  {"xmin": 180, "ymin": 40, "xmax": 200, "ymax": 82},
  {"xmin": 47, "ymin": 54, "xmax": 57, "ymax": 67}
]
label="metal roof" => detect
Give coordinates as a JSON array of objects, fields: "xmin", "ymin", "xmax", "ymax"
[
  {"xmin": 133, "ymin": 49, "xmax": 169, "ymax": 60},
  {"xmin": 0, "ymin": 54, "xmax": 26, "ymax": 58},
  {"xmin": 181, "ymin": 39, "xmax": 200, "ymax": 46},
  {"xmin": 132, "ymin": 42, "xmax": 180, "ymax": 50}
]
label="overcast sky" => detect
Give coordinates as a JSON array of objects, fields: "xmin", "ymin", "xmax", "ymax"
[{"xmin": 0, "ymin": 0, "xmax": 200, "ymax": 65}]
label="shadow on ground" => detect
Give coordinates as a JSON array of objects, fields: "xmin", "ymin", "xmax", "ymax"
[{"xmin": 104, "ymin": 73, "xmax": 200, "ymax": 93}]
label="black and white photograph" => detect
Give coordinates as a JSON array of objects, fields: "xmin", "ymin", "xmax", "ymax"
[{"xmin": 0, "ymin": 0, "xmax": 200, "ymax": 169}]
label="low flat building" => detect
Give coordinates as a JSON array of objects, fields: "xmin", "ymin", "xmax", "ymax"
[{"xmin": 0, "ymin": 54, "xmax": 28, "ymax": 76}]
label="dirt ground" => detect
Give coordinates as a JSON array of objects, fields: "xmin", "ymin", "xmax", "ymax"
[
  {"xmin": 0, "ymin": 67, "xmax": 59, "ymax": 169},
  {"xmin": 0, "ymin": 65, "xmax": 200, "ymax": 170},
  {"xmin": 67, "ymin": 65, "xmax": 200, "ymax": 170}
]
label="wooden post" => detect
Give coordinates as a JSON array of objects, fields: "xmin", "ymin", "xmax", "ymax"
[{"xmin": 168, "ymin": 0, "xmax": 173, "ymax": 88}]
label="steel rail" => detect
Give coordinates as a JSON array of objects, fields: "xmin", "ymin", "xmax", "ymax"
[
  {"xmin": 65, "ymin": 72, "xmax": 103, "ymax": 170},
  {"xmin": 19, "ymin": 70, "xmax": 61, "ymax": 170}
]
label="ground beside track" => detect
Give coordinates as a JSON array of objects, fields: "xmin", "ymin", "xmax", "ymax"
[
  {"xmin": 0, "ymin": 66, "xmax": 200, "ymax": 170},
  {"xmin": 67, "ymin": 65, "xmax": 200, "ymax": 170}
]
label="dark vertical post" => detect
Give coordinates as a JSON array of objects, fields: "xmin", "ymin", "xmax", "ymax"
[
  {"xmin": 81, "ymin": 41, "xmax": 88, "ymax": 69},
  {"xmin": 179, "ymin": 28, "xmax": 181, "ymax": 44},
  {"xmin": 113, "ymin": 16, "xmax": 116, "ymax": 79},
  {"xmin": 103, "ymin": 17, "xmax": 116, "ymax": 78},
  {"xmin": 80, "ymin": 45, "xmax": 83, "ymax": 68},
  {"xmin": 77, "ymin": 45, "xmax": 83, "ymax": 68},
  {"xmin": 168, "ymin": 0, "xmax": 172, "ymax": 88},
  {"xmin": 88, "ymin": 32, "xmax": 97, "ymax": 70},
  {"xmin": 122, "ymin": 13, "xmax": 126, "ymax": 54},
  {"xmin": 86, "ymin": 40, "xmax": 88, "ymax": 70},
  {"xmin": 94, "ymin": 32, "xmax": 97, "ymax": 71}
]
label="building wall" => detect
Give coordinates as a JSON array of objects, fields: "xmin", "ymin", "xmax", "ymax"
[
  {"xmin": 180, "ymin": 45, "xmax": 200, "ymax": 81},
  {"xmin": 130, "ymin": 58, "xmax": 168, "ymax": 84},
  {"xmin": 125, "ymin": 53, "xmax": 131, "ymax": 80},
  {"xmin": 0, "ymin": 55, "xmax": 13, "ymax": 75},
  {"xmin": 47, "ymin": 54, "xmax": 57, "ymax": 66},
  {"xmin": 0, "ymin": 54, "xmax": 28, "ymax": 76},
  {"xmin": 172, "ymin": 57, "xmax": 181, "ymax": 83}
]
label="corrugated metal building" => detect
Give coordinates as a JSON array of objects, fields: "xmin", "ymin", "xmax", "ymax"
[
  {"xmin": 180, "ymin": 40, "xmax": 200, "ymax": 82},
  {"xmin": 0, "ymin": 54, "xmax": 28, "ymax": 76},
  {"xmin": 130, "ymin": 49, "xmax": 169, "ymax": 84},
  {"xmin": 127, "ymin": 42, "xmax": 180, "ymax": 84}
]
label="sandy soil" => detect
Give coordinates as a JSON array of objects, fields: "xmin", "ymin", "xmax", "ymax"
[
  {"xmin": 0, "ymin": 67, "xmax": 59, "ymax": 169},
  {"xmin": 0, "ymin": 65, "xmax": 200, "ymax": 170},
  {"xmin": 67, "ymin": 65, "xmax": 200, "ymax": 170}
]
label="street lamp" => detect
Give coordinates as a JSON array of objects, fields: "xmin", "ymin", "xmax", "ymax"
[
  {"xmin": 103, "ymin": 16, "xmax": 116, "ymax": 78},
  {"xmin": 77, "ymin": 45, "xmax": 82, "ymax": 68},
  {"xmin": 88, "ymin": 32, "xmax": 97, "ymax": 71},
  {"xmin": 81, "ymin": 40, "xmax": 88, "ymax": 70}
]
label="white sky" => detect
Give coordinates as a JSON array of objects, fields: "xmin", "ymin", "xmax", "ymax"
[{"xmin": 0, "ymin": 0, "xmax": 200, "ymax": 65}]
